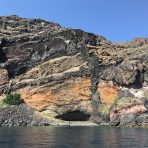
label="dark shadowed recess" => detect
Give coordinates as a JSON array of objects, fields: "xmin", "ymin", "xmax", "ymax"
[
  {"xmin": 55, "ymin": 110, "xmax": 91, "ymax": 121},
  {"xmin": 0, "ymin": 38, "xmax": 8, "ymax": 63},
  {"xmin": 127, "ymin": 69, "xmax": 145, "ymax": 89},
  {"xmin": 0, "ymin": 49, "xmax": 7, "ymax": 63}
]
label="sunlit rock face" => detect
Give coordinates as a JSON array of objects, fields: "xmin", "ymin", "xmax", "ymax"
[
  {"xmin": 20, "ymin": 77, "xmax": 92, "ymax": 117},
  {"xmin": 98, "ymin": 80, "xmax": 120, "ymax": 106},
  {"xmin": 0, "ymin": 15, "xmax": 101, "ymax": 120},
  {"xmin": 0, "ymin": 68, "xmax": 9, "ymax": 85},
  {"xmin": 0, "ymin": 15, "xmax": 148, "ymax": 126}
]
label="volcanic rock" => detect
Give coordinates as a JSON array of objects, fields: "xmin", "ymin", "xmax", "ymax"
[{"xmin": 0, "ymin": 15, "xmax": 148, "ymax": 126}]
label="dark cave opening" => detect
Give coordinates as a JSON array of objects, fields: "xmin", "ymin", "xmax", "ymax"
[
  {"xmin": 132, "ymin": 70, "xmax": 144, "ymax": 89},
  {"xmin": 55, "ymin": 110, "xmax": 91, "ymax": 121}
]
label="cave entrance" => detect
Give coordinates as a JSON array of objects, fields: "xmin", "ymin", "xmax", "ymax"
[{"xmin": 55, "ymin": 110, "xmax": 90, "ymax": 121}]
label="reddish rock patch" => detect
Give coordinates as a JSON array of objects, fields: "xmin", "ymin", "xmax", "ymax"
[{"xmin": 110, "ymin": 104, "xmax": 147, "ymax": 118}]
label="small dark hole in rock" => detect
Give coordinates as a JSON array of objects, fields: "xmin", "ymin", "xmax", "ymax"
[
  {"xmin": 55, "ymin": 110, "xmax": 90, "ymax": 121},
  {"xmin": 132, "ymin": 70, "xmax": 143, "ymax": 89},
  {"xmin": 0, "ymin": 49, "xmax": 7, "ymax": 63}
]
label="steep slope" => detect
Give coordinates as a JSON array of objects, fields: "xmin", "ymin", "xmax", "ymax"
[{"xmin": 0, "ymin": 15, "xmax": 148, "ymax": 126}]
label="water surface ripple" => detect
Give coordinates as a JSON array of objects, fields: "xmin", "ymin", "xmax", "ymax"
[{"xmin": 0, "ymin": 127, "xmax": 148, "ymax": 148}]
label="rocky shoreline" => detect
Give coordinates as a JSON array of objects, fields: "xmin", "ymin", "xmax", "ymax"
[
  {"xmin": 0, "ymin": 104, "xmax": 52, "ymax": 127},
  {"xmin": 0, "ymin": 104, "xmax": 148, "ymax": 127},
  {"xmin": 0, "ymin": 15, "xmax": 148, "ymax": 127},
  {"xmin": 0, "ymin": 104, "xmax": 98, "ymax": 127}
]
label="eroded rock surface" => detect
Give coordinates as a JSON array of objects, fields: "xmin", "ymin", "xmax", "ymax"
[
  {"xmin": 0, "ymin": 104, "xmax": 52, "ymax": 126},
  {"xmin": 0, "ymin": 15, "xmax": 148, "ymax": 126}
]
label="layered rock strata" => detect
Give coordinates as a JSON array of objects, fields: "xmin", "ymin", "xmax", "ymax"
[{"xmin": 0, "ymin": 15, "xmax": 148, "ymax": 126}]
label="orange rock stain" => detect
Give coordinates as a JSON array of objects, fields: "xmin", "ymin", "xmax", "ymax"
[
  {"xmin": 98, "ymin": 80, "xmax": 120, "ymax": 105},
  {"xmin": 20, "ymin": 78, "xmax": 91, "ymax": 111}
]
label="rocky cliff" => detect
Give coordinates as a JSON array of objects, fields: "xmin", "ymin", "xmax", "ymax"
[{"xmin": 0, "ymin": 15, "xmax": 148, "ymax": 126}]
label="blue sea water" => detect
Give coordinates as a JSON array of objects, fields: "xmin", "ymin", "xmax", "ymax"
[{"xmin": 0, "ymin": 126, "xmax": 148, "ymax": 148}]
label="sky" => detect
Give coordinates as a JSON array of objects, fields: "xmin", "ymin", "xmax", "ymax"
[{"xmin": 0, "ymin": 0, "xmax": 148, "ymax": 42}]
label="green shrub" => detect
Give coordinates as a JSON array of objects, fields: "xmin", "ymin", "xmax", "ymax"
[{"xmin": 3, "ymin": 93, "xmax": 23, "ymax": 105}]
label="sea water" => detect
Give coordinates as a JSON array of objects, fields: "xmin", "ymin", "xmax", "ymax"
[{"xmin": 0, "ymin": 126, "xmax": 148, "ymax": 148}]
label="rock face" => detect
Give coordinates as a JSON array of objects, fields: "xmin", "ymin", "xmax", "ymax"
[
  {"xmin": 0, "ymin": 68, "xmax": 8, "ymax": 85},
  {"xmin": 0, "ymin": 15, "xmax": 148, "ymax": 126}
]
